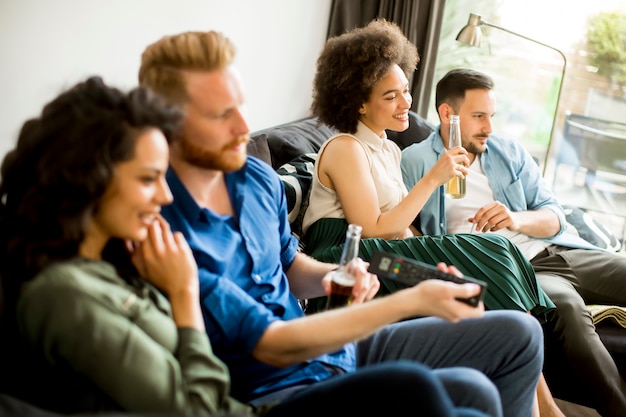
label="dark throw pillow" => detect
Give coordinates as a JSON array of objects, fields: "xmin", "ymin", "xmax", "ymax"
[
  {"xmin": 246, "ymin": 133, "xmax": 272, "ymax": 166},
  {"xmin": 250, "ymin": 117, "xmax": 335, "ymax": 170}
]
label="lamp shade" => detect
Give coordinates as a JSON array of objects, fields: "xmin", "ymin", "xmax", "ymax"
[{"xmin": 456, "ymin": 13, "xmax": 484, "ymax": 46}]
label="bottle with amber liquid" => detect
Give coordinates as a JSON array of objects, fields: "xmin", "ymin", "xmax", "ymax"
[
  {"xmin": 325, "ymin": 224, "xmax": 362, "ymax": 310},
  {"xmin": 445, "ymin": 114, "xmax": 466, "ymax": 198}
]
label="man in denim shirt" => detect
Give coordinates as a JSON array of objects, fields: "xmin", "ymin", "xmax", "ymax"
[{"xmin": 401, "ymin": 68, "xmax": 626, "ymax": 417}]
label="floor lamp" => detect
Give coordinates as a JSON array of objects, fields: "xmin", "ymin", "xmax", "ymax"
[{"xmin": 456, "ymin": 13, "xmax": 567, "ymax": 177}]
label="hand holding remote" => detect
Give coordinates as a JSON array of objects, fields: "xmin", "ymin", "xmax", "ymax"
[{"xmin": 368, "ymin": 251, "xmax": 488, "ymax": 307}]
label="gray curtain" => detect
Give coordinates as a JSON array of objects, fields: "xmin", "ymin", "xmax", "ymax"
[{"xmin": 327, "ymin": 0, "xmax": 446, "ymax": 118}]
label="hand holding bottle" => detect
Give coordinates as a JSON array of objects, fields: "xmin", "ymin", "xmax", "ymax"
[
  {"xmin": 322, "ymin": 257, "xmax": 379, "ymax": 307},
  {"xmin": 325, "ymin": 224, "xmax": 375, "ymax": 310},
  {"xmin": 427, "ymin": 146, "xmax": 469, "ymax": 186}
]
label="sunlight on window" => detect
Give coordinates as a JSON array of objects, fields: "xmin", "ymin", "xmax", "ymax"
[{"xmin": 434, "ymin": 0, "xmax": 626, "ymax": 248}]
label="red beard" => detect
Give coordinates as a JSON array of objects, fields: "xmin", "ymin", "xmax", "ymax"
[{"xmin": 178, "ymin": 135, "xmax": 250, "ymax": 172}]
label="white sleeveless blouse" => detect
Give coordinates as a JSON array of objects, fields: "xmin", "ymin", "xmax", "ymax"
[{"xmin": 302, "ymin": 121, "xmax": 407, "ymax": 234}]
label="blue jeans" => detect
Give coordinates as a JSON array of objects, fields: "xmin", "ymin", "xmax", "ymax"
[
  {"xmin": 266, "ymin": 361, "xmax": 490, "ymax": 417},
  {"xmin": 357, "ymin": 310, "xmax": 543, "ymax": 417}
]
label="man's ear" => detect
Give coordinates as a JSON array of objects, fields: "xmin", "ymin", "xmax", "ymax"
[{"xmin": 437, "ymin": 103, "xmax": 453, "ymax": 123}]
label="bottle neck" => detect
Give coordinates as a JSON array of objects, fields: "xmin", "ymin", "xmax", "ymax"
[
  {"xmin": 339, "ymin": 225, "xmax": 362, "ymax": 266},
  {"xmin": 339, "ymin": 236, "xmax": 360, "ymax": 266},
  {"xmin": 449, "ymin": 117, "xmax": 461, "ymax": 149}
]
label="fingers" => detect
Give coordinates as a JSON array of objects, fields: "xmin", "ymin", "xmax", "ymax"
[
  {"xmin": 347, "ymin": 258, "xmax": 379, "ymax": 303},
  {"xmin": 352, "ymin": 273, "xmax": 379, "ymax": 303},
  {"xmin": 459, "ymin": 282, "xmax": 481, "ymax": 299},
  {"xmin": 365, "ymin": 278, "xmax": 380, "ymax": 300},
  {"xmin": 321, "ymin": 271, "xmax": 333, "ymax": 296},
  {"xmin": 446, "ymin": 265, "xmax": 464, "ymax": 278},
  {"xmin": 145, "ymin": 214, "xmax": 180, "ymax": 257},
  {"xmin": 413, "ymin": 280, "xmax": 484, "ymax": 322},
  {"xmin": 440, "ymin": 150, "xmax": 469, "ymax": 178},
  {"xmin": 475, "ymin": 211, "xmax": 511, "ymax": 232},
  {"xmin": 448, "ymin": 146, "xmax": 470, "ymax": 168},
  {"xmin": 435, "ymin": 262, "xmax": 463, "ymax": 276},
  {"xmin": 159, "ymin": 215, "xmax": 177, "ymax": 250},
  {"xmin": 146, "ymin": 218, "xmax": 165, "ymax": 256},
  {"xmin": 137, "ymin": 215, "xmax": 198, "ymax": 296},
  {"xmin": 139, "ymin": 215, "xmax": 180, "ymax": 270},
  {"xmin": 472, "ymin": 202, "xmax": 505, "ymax": 232},
  {"xmin": 173, "ymin": 231, "xmax": 193, "ymax": 255},
  {"xmin": 124, "ymin": 240, "xmax": 136, "ymax": 254},
  {"xmin": 444, "ymin": 282, "xmax": 485, "ymax": 320}
]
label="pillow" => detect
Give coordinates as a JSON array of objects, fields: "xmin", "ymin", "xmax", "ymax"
[
  {"xmin": 276, "ymin": 153, "xmax": 317, "ymax": 238},
  {"xmin": 251, "ymin": 117, "xmax": 335, "ymax": 169},
  {"xmin": 563, "ymin": 204, "xmax": 621, "ymax": 252},
  {"xmin": 246, "ymin": 133, "xmax": 272, "ymax": 166}
]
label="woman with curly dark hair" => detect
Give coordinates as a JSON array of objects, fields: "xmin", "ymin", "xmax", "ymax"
[
  {"xmin": 0, "ymin": 76, "xmax": 256, "ymax": 416},
  {"xmin": 302, "ymin": 19, "xmax": 564, "ymax": 417}
]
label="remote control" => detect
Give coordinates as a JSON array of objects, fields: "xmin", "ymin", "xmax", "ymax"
[{"xmin": 368, "ymin": 251, "xmax": 487, "ymax": 307}]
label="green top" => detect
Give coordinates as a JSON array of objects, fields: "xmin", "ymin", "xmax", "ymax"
[{"xmin": 16, "ymin": 257, "xmax": 254, "ymax": 416}]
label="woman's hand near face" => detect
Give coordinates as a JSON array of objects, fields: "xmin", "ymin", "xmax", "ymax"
[
  {"xmin": 129, "ymin": 215, "xmax": 204, "ymax": 329},
  {"xmin": 131, "ymin": 215, "xmax": 197, "ymax": 294}
]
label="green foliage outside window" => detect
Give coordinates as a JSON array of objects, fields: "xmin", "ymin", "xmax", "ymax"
[{"xmin": 587, "ymin": 12, "xmax": 626, "ymax": 88}]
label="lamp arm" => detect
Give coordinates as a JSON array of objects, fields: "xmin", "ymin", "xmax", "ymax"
[
  {"xmin": 543, "ymin": 60, "xmax": 565, "ymax": 176},
  {"xmin": 480, "ymin": 18, "xmax": 567, "ymax": 176},
  {"xmin": 480, "ymin": 19, "xmax": 567, "ymax": 65}
]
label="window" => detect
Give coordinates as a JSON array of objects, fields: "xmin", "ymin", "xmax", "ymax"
[{"xmin": 431, "ymin": 0, "xmax": 626, "ymax": 246}]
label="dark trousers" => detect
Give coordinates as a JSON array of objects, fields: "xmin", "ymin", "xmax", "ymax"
[
  {"xmin": 267, "ymin": 361, "xmax": 490, "ymax": 417},
  {"xmin": 532, "ymin": 246, "xmax": 626, "ymax": 417}
]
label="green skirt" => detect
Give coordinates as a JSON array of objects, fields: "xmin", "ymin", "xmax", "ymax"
[{"xmin": 303, "ymin": 218, "xmax": 555, "ymax": 322}]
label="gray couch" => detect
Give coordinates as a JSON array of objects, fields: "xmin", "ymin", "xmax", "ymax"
[{"xmin": 247, "ymin": 111, "xmax": 626, "ymax": 410}]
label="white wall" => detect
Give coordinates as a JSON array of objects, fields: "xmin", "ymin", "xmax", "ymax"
[{"xmin": 0, "ymin": 0, "xmax": 332, "ymax": 158}]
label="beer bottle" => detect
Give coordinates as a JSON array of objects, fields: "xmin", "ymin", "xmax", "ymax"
[
  {"xmin": 325, "ymin": 223, "xmax": 362, "ymax": 310},
  {"xmin": 445, "ymin": 115, "xmax": 466, "ymax": 198}
]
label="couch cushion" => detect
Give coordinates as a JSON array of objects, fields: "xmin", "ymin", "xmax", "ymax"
[
  {"xmin": 276, "ymin": 153, "xmax": 317, "ymax": 239},
  {"xmin": 246, "ymin": 133, "xmax": 272, "ymax": 166},
  {"xmin": 251, "ymin": 117, "xmax": 335, "ymax": 170},
  {"xmin": 563, "ymin": 204, "xmax": 621, "ymax": 251}
]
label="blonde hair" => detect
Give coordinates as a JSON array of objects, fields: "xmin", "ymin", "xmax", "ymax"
[{"xmin": 139, "ymin": 31, "xmax": 236, "ymax": 105}]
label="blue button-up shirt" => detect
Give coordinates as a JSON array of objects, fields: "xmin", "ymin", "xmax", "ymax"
[
  {"xmin": 400, "ymin": 127, "xmax": 598, "ymax": 250},
  {"xmin": 162, "ymin": 156, "xmax": 355, "ymax": 403}
]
